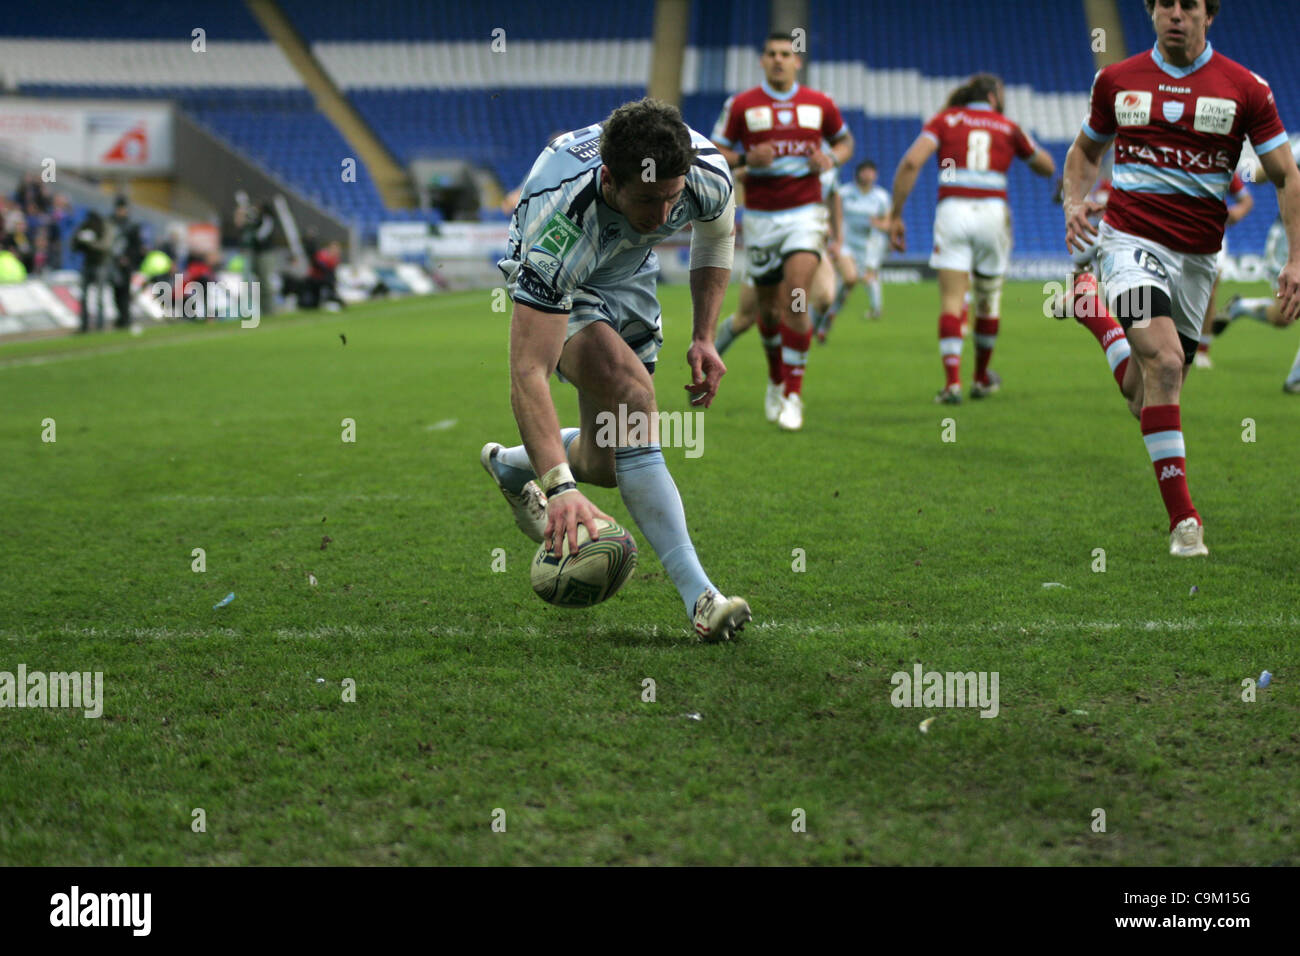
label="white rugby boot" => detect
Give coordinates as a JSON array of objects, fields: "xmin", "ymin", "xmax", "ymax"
[
  {"xmin": 1169, "ymin": 517, "xmax": 1209, "ymax": 557},
  {"xmin": 693, "ymin": 589, "xmax": 752, "ymax": 643},
  {"xmin": 480, "ymin": 442, "xmax": 547, "ymax": 543},
  {"xmin": 777, "ymin": 392, "xmax": 803, "ymax": 431},
  {"xmin": 764, "ymin": 383, "xmax": 784, "ymax": 423}
]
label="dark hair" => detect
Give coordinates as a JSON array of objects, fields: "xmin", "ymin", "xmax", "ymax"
[
  {"xmin": 600, "ymin": 98, "xmax": 697, "ymax": 187},
  {"xmin": 762, "ymin": 31, "xmax": 798, "ymax": 52},
  {"xmin": 855, "ymin": 160, "xmax": 877, "ymax": 175},
  {"xmin": 946, "ymin": 73, "xmax": 1002, "ymax": 109},
  {"xmin": 1145, "ymin": 0, "xmax": 1220, "ymax": 16}
]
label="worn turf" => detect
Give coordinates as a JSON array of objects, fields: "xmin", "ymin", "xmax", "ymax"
[{"xmin": 1, "ymin": 280, "xmax": 1296, "ymax": 865}]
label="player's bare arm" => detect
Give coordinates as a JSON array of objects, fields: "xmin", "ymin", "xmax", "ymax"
[
  {"xmin": 888, "ymin": 134, "xmax": 938, "ymax": 251},
  {"xmin": 828, "ymin": 190, "xmax": 844, "ymax": 256},
  {"xmin": 712, "ymin": 140, "xmax": 776, "ymax": 170},
  {"xmin": 684, "ymin": 193, "xmax": 737, "ymax": 407},
  {"xmin": 810, "ymin": 131, "xmax": 854, "ymax": 174},
  {"xmin": 1226, "ymin": 188, "xmax": 1254, "ymax": 225},
  {"xmin": 1258, "ymin": 143, "xmax": 1300, "ymax": 324},
  {"xmin": 1027, "ymin": 146, "xmax": 1056, "ymax": 178},
  {"xmin": 508, "ymin": 301, "xmax": 613, "ymax": 554},
  {"xmin": 1062, "ymin": 132, "xmax": 1108, "ymax": 252}
]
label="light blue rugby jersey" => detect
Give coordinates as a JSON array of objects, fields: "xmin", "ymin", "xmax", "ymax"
[
  {"xmin": 498, "ymin": 124, "xmax": 734, "ymax": 313},
  {"xmin": 839, "ymin": 182, "xmax": 891, "ymax": 246}
]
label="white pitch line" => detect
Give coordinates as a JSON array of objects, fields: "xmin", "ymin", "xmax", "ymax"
[{"xmin": 4, "ymin": 617, "xmax": 1297, "ymax": 642}]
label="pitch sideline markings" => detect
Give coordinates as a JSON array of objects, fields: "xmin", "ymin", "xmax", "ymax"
[{"xmin": 4, "ymin": 616, "xmax": 1296, "ymax": 642}]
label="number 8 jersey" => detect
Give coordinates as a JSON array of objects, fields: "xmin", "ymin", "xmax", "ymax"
[{"xmin": 922, "ymin": 102, "xmax": 1038, "ymax": 201}]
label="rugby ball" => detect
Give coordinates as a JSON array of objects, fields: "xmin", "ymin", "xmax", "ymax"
[{"xmin": 530, "ymin": 518, "xmax": 637, "ymax": 608}]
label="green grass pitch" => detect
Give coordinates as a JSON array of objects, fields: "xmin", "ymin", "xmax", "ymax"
[{"xmin": 1, "ymin": 279, "xmax": 1297, "ymax": 865}]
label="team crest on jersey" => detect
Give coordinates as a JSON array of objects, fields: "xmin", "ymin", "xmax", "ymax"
[
  {"xmin": 745, "ymin": 106, "xmax": 773, "ymax": 132},
  {"xmin": 1161, "ymin": 100, "xmax": 1185, "ymax": 124},
  {"xmin": 1194, "ymin": 97, "xmax": 1237, "ymax": 134},
  {"xmin": 1115, "ymin": 90, "xmax": 1152, "ymax": 126},
  {"xmin": 796, "ymin": 104, "xmax": 822, "ymax": 130},
  {"xmin": 777, "ymin": 108, "xmax": 793, "ymax": 126}
]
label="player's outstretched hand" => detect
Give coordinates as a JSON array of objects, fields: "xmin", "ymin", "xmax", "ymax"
[
  {"xmin": 889, "ymin": 216, "xmax": 906, "ymax": 253},
  {"xmin": 545, "ymin": 489, "xmax": 613, "ymax": 558},
  {"xmin": 1064, "ymin": 200, "xmax": 1106, "ymax": 253},
  {"xmin": 747, "ymin": 143, "xmax": 776, "ymax": 168},
  {"xmin": 1274, "ymin": 262, "xmax": 1300, "ymax": 326},
  {"xmin": 685, "ymin": 338, "xmax": 726, "ymax": 408}
]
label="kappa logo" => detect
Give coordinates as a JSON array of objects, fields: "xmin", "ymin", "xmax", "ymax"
[
  {"xmin": 599, "ymin": 222, "xmax": 621, "ymax": 251},
  {"xmin": 1160, "ymin": 464, "xmax": 1185, "ymax": 480}
]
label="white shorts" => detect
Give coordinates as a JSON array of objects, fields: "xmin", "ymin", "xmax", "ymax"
[
  {"xmin": 1214, "ymin": 236, "xmax": 1228, "ymax": 278},
  {"xmin": 1095, "ymin": 221, "xmax": 1218, "ymax": 344},
  {"xmin": 847, "ymin": 232, "xmax": 888, "ymax": 272},
  {"xmin": 558, "ymin": 250, "xmax": 663, "ymax": 380},
  {"xmin": 929, "ymin": 197, "xmax": 1012, "ymax": 276},
  {"xmin": 742, "ymin": 204, "xmax": 827, "ymax": 285}
]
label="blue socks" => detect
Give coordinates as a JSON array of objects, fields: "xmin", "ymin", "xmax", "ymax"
[{"xmin": 615, "ymin": 444, "xmax": 714, "ymax": 614}]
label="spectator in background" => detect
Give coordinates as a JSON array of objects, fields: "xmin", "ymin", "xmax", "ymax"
[
  {"xmin": 73, "ymin": 209, "xmax": 107, "ymax": 332},
  {"xmin": 1, "ymin": 198, "xmax": 34, "ymax": 273},
  {"xmin": 14, "ymin": 172, "xmax": 51, "ymax": 214},
  {"xmin": 240, "ymin": 199, "xmax": 277, "ymax": 318},
  {"xmin": 46, "ymin": 194, "xmax": 73, "ymax": 272},
  {"xmin": 305, "ymin": 239, "xmax": 343, "ymax": 309},
  {"xmin": 105, "ymin": 197, "xmax": 142, "ymax": 330}
]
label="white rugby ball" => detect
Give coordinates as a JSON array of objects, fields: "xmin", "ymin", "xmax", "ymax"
[{"xmin": 530, "ymin": 518, "xmax": 638, "ymax": 608}]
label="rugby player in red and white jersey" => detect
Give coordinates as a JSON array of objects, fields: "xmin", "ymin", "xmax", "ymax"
[
  {"xmin": 1063, "ymin": 0, "xmax": 1300, "ymax": 557},
  {"xmin": 889, "ymin": 74, "xmax": 1056, "ymax": 403},
  {"xmin": 711, "ymin": 31, "xmax": 853, "ymax": 430}
]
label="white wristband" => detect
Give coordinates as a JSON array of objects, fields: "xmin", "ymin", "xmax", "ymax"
[{"xmin": 540, "ymin": 462, "xmax": 575, "ymax": 495}]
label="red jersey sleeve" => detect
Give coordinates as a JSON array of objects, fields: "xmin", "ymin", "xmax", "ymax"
[
  {"xmin": 921, "ymin": 111, "xmax": 944, "ymax": 143},
  {"xmin": 719, "ymin": 98, "xmax": 745, "ymax": 149},
  {"xmin": 1011, "ymin": 122, "xmax": 1036, "ymax": 159},
  {"xmin": 1243, "ymin": 70, "xmax": 1286, "ymax": 155},
  {"xmin": 1084, "ymin": 67, "xmax": 1116, "ymax": 141},
  {"xmin": 822, "ymin": 98, "xmax": 847, "ymax": 141}
]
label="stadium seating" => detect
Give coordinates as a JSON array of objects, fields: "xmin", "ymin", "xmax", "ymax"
[{"xmin": 8, "ymin": 0, "xmax": 1299, "ymax": 256}]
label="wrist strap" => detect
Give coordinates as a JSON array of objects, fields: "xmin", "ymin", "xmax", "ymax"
[
  {"xmin": 736, "ymin": 152, "xmax": 747, "ymax": 167},
  {"xmin": 547, "ymin": 482, "xmax": 578, "ymax": 498},
  {"xmin": 540, "ymin": 462, "xmax": 575, "ymax": 495}
]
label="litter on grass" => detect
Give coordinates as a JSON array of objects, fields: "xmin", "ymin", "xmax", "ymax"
[
  {"xmin": 213, "ymin": 592, "xmax": 235, "ymax": 609},
  {"xmin": 919, "ymin": 717, "xmax": 936, "ymax": 733},
  {"xmin": 1259, "ymin": 671, "xmax": 1272, "ymax": 688}
]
